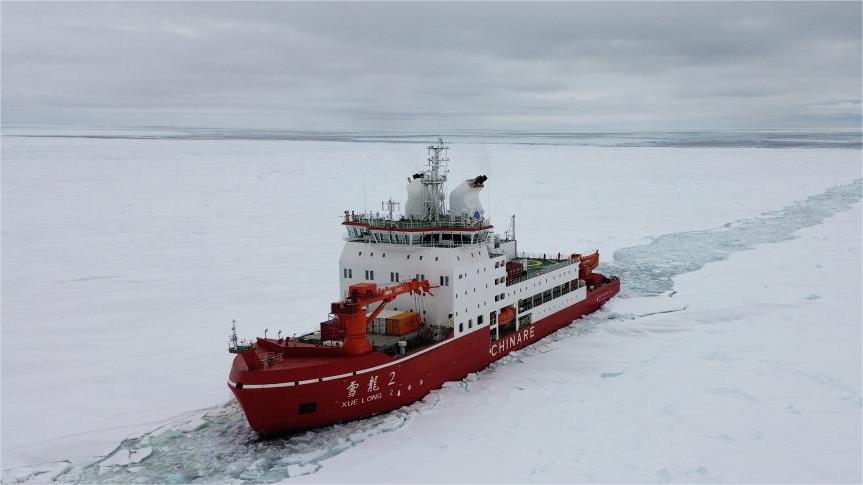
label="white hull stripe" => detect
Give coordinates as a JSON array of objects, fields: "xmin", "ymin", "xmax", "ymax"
[
  {"xmin": 322, "ymin": 372, "xmax": 354, "ymax": 381},
  {"xmin": 229, "ymin": 379, "xmax": 296, "ymax": 389}
]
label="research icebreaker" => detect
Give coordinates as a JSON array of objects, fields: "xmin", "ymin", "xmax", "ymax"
[{"xmin": 228, "ymin": 139, "xmax": 620, "ymax": 434}]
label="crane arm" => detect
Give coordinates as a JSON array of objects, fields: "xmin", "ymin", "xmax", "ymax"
[
  {"xmin": 337, "ymin": 278, "xmax": 435, "ymax": 320},
  {"xmin": 358, "ymin": 279, "xmax": 434, "ymax": 327},
  {"xmin": 578, "ymin": 250, "xmax": 600, "ymax": 280}
]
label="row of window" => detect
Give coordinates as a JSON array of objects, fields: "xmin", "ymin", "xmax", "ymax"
[
  {"xmin": 517, "ymin": 280, "xmax": 580, "ymax": 313},
  {"xmin": 352, "ymin": 248, "xmax": 491, "ymax": 261},
  {"xmin": 357, "ymin": 250, "xmax": 437, "ymax": 261},
  {"xmin": 343, "ymin": 268, "xmax": 452, "ymax": 287},
  {"xmin": 347, "ymin": 228, "xmax": 492, "ymax": 246},
  {"xmin": 457, "ymin": 314, "xmax": 486, "ymax": 333}
]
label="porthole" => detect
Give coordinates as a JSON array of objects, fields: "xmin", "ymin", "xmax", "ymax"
[{"xmin": 298, "ymin": 402, "xmax": 317, "ymax": 414}]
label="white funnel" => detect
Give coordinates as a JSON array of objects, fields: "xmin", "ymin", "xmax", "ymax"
[{"xmin": 449, "ymin": 175, "xmax": 487, "ymax": 221}]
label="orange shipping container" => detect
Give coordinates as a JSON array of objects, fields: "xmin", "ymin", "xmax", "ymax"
[{"xmin": 386, "ymin": 312, "xmax": 420, "ymax": 336}]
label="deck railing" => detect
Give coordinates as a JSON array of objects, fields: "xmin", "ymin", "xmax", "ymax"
[
  {"xmin": 345, "ymin": 213, "xmax": 491, "ymax": 230},
  {"xmin": 344, "ymin": 236, "xmax": 493, "ymax": 248},
  {"xmin": 506, "ymin": 258, "xmax": 577, "ymax": 286}
]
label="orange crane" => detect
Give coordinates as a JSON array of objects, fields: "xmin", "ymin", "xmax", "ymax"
[
  {"xmin": 331, "ymin": 279, "xmax": 435, "ymax": 355},
  {"xmin": 578, "ymin": 250, "xmax": 600, "ymax": 280}
]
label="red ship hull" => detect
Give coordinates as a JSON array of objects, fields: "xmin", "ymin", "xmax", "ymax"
[{"xmin": 228, "ymin": 278, "xmax": 619, "ymax": 434}]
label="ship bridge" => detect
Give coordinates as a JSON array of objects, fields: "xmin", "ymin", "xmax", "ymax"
[{"xmin": 343, "ymin": 213, "xmax": 493, "ymax": 247}]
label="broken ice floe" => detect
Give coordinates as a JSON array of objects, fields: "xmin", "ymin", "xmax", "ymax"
[
  {"xmin": 604, "ymin": 179, "xmax": 862, "ymax": 297},
  {"xmin": 20, "ymin": 391, "xmax": 442, "ymax": 484}
]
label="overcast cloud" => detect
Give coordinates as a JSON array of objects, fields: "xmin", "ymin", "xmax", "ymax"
[{"xmin": 1, "ymin": 1, "xmax": 860, "ymax": 131}]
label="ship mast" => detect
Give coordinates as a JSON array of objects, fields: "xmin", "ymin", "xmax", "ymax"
[
  {"xmin": 422, "ymin": 137, "xmax": 449, "ymax": 221},
  {"xmin": 381, "ymin": 198, "xmax": 400, "ymax": 221}
]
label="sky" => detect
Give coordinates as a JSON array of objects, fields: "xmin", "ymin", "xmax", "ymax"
[{"xmin": 1, "ymin": 1, "xmax": 861, "ymax": 131}]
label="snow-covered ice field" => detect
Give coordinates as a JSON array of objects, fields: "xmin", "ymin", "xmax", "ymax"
[{"xmin": 1, "ymin": 131, "xmax": 860, "ymax": 483}]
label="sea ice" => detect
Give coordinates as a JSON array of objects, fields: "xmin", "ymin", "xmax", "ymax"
[{"xmin": 1, "ymin": 133, "xmax": 860, "ymax": 483}]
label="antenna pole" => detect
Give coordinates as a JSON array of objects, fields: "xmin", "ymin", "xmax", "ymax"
[
  {"xmin": 511, "ymin": 214, "xmax": 517, "ymax": 256},
  {"xmin": 381, "ymin": 198, "xmax": 399, "ymax": 221},
  {"xmin": 231, "ymin": 319, "xmax": 238, "ymax": 350}
]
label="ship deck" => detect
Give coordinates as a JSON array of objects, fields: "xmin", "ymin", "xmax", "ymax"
[
  {"xmin": 509, "ymin": 256, "xmax": 578, "ymax": 286},
  {"xmin": 299, "ymin": 324, "xmax": 451, "ymax": 357}
]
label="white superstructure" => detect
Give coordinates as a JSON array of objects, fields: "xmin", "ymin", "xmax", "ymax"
[{"xmin": 338, "ymin": 139, "xmax": 590, "ymax": 342}]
